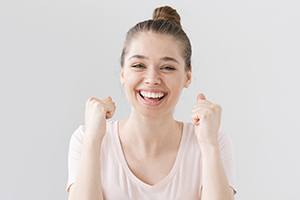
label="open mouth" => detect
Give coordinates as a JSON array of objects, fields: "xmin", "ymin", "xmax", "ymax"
[{"xmin": 137, "ymin": 90, "xmax": 167, "ymax": 105}]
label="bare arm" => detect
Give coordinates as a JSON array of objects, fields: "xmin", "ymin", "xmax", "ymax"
[
  {"xmin": 191, "ymin": 94, "xmax": 235, "ymax": 199},
  {"xmin": 200, "ymin": 144, "xmax": 234, "ymax": 200},
  {"xmin": 68, "ymin": 136, "xmax": 104, "ymax": 200},
  {"xmin": 67, "ymin": 96, "xmax": 116, "ymax": 200}
]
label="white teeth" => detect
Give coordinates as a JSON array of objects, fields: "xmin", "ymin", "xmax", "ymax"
[{"xmin": 140, "ymin": 91, "xmax": 165, "ymax": 98}]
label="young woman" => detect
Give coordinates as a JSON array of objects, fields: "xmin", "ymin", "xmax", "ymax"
[{"xmin": 66, "ymin": 5, "xmax": 237, "ymax": 200}]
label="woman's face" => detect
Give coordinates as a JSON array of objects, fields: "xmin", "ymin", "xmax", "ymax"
[{"xmin": 120, "ymin": 32, "xmax": 191, "ymax": 118}]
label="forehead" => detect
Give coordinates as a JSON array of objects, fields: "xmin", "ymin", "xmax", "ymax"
[{"xmin": 125, "ymin": 32, "xmax": 183, "ymax": 63}]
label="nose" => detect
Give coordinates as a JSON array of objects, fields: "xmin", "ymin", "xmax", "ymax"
[{"xmin": 144, "ymin": 68, "xmax": 161, "ymax": 85}]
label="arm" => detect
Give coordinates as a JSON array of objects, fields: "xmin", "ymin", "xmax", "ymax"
[
  {"xmin": 68, "ymin": 136, "xmax": 104, "ymax": 200},
  {"xmin": 68, "ymin": 96, "xmax": 116, "ymax": 200},
  {"xmin": 191, "ymin": 93, "xmax": 236, "ymax": 199},
  {"xmin": 200, "ymin": 143, "xmax": 235, "ymax": 200}
]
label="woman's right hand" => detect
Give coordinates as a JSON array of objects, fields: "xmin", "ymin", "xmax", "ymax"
[{"xmin": 84, "ymin": 96, "xmax": 116, "ymax": 142}]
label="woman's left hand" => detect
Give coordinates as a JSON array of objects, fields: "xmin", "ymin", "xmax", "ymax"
[{"xmin": 192, "ymin": 93, "xmax": 222, "ymax": 146}]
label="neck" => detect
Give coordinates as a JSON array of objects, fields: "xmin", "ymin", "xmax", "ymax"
[{"xmin": 119, "ymin": 110, "xmax": 182, "ymax": 156}]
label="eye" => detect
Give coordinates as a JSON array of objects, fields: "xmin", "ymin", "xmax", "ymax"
[
  {"xmin": 161, "ymin": 66, "xmax": 176, "ymax": 71},
  {"xmin": 131, "ymin": 64, "xmax": 145, "ymax": 69}
]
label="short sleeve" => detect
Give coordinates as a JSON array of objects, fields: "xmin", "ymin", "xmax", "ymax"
[
  {"xmin": 65, "ymin": 125, "xmax": 85, "ymax": 192},
  {"xmin": 218, "ymin": 129, "xmax": 237, "ymax": 195}
]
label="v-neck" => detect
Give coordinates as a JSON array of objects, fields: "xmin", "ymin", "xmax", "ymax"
[{"xmin": 112, "ymin": 120, "xmax": 187, "ymax": 191}]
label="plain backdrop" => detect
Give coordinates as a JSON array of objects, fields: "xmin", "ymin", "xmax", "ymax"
[{"xmin": 0, "ymin": 0, "xmax": 299, "ymax": 199}]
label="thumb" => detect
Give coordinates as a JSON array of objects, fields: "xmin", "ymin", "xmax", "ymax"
[
  {"xmin": 102, "ymin": 96, "xmax": 113, "ymax": 103},
  {"xmin": 197, "ymin": 93, "xmax": 206, "ymax": 102}
]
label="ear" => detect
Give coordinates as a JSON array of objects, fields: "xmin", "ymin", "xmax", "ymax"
[
  {"xmin": 184, "ymin": 70, "xmax": 192, "ymax": 88},
  {"xmin": 120, "ymin": 68, "xmax": 125, "ymax": 86}
]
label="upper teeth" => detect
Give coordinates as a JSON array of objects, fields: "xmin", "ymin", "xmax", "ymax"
[{"xmin": 140, "ymin": 91, "xmax": 165, "ymax": 98}]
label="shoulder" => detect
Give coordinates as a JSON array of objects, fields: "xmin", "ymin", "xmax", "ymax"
[
  {"xmin": 181, "ymin": 121, "xmax": 196, "ymax": 141},
  {"xmin": 181, "ymin": 121, "xmax": 199, "ymax": 151},
  {"xmin": 181, "ymin": 121, "xmax": 233, "ymax": 150}
]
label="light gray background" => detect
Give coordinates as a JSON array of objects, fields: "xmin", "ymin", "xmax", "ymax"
[{"xmin": 0, "ymin": 0, "xmax": 299, "ymax": 199}]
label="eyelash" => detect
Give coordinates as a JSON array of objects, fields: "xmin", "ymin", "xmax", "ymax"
[{"xmin": 131, "ymin": 64, "xmax": 176, "ymax": 71}]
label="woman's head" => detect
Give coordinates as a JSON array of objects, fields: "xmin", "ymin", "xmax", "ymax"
[
  {"xmin": 120, "ymin": 5, "xmax": 192, "ymax": 72},
  {"xmin": 120, "ymin": 6, "xmax": 192, "ymax": 118}
]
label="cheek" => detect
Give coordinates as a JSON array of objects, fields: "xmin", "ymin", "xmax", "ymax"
[
  {"xmin": 122, "ymin": 73, "xmax": 139, "ymax": 97},
  {"xmin": 166, "ymin": 77, "xmax": 185, "ymax": 101},
  {"xmin": 168, "ymin": 76, "xmax": 185, "ymax": 92},
  {"xmin": 171, "ymin": 87, "xmax": 183, "ymax": 101},
  {"xmin": 123, "ymin": 71, "xmax": 135, "ymax": 85},
  {"xmin": 124, "ymin": 75, "xmax": 138, "ymax": 89}
]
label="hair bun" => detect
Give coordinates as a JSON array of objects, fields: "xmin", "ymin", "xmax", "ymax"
[{"xmin": 152, "ymin": 6, "xmax": 181, "ymax": 28}]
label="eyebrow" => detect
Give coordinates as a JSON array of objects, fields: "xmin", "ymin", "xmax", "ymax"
[{"xmin": 129, "ymin": 55, "xmax": 180, "ymax": 64}]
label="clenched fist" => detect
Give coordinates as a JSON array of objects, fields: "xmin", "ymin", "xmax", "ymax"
[
  {"xmin": 84, "ymin": 96, "xmax": 116, "ymax": 142},
  {"xmin": 192, "ymin": 93, "xmax": 222, "ymax": 147}
]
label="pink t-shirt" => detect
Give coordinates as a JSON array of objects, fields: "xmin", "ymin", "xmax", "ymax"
[{"xmin": 66, "ymin": 119, "xmax": 237, "ymax": 199}]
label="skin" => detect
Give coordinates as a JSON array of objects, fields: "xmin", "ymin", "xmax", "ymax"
[
  {"xmin": 118, "ymin": 32, "xmax": 192, "ymax": 185},
  {"xmin": 68, "ymin": 31, "xmax": 235, "ymax": 200},
  {"xmin": 119, "ymin": 32, "xmax": 191, "ymax": 158}
]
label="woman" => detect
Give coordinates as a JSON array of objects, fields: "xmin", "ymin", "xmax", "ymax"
[{"xmin": 66, "ymin": 5, "xmax": 237, "ymax": 200}]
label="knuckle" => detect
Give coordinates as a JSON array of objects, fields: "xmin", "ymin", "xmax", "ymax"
[
  {"xmin": 211, "ymin": 103, "xmax": 221, "ymax": 111},
  {"xmin": 215, "ymin": 104, "xmax": 222, "ymax": 111},
  {"xmin": 87, "ymin": 96, "xmax": 98, "ymax": 104},
  {"xmin": 86, "ymin": 97, "xmax": 93, "ymax": 103},
  {"xmin": 205, "ymin": 110, "xmax": 212, "ymax": 117},
  {"xmin": 89, "ymin": 96, "xmax": 96, "ymax": 100}
]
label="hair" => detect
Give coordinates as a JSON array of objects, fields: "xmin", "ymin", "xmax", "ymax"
[{"xmin": 120, "ymin": 5, "xmax": 192, "ymax": 72}]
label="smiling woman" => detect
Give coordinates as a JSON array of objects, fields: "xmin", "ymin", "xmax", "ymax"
[
  {"xmin": 66, "ymin": 5, "xmax": 237, "ymax": 200},
  {"xmin": 120, "ymin": 31, "xmax": 190, "ymax": 118}
]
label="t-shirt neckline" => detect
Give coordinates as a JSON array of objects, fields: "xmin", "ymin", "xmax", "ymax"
[{"xmin": 112, "ymin": 120, "xmax": 187, "ymax": 191}]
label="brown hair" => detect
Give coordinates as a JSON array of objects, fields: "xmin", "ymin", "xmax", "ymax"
[{"xmin": 120, "ymin": 5, "xmax": 192, "ymax": 72}]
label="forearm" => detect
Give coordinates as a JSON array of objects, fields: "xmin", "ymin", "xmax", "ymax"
[
  {"xmin": 200, "ymin": 144, "xmax": 234, "ymax": 200},
  {"xmin": 69, "ymin": 137, "xmax": 104, "ymax": 200}
]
